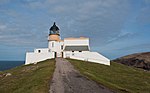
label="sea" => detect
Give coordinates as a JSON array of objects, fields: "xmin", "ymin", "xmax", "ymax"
[{"xmin": 0, "ymin": 61, "xmax": 24, "ymax": 71}]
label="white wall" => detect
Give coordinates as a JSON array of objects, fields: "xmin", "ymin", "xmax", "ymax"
[
  {"xmin": 48, "ymin": 41, "xmax": 64, "ymax": 53},
  {"xmin": 34, "ymin": 48, "xmax": 50, "ymax": 53},
  {"xmin": 25, "ymin": 49, "xmax": 54, "ymax": 65},
  {"xmin": 63, "ymin": 51, "xmax": 84, "ymax": 58},
  {"xmin": 64, "ymin": 39, "xmax": 89, "ymax": 46},
  {"xmin": 63, "ymin": 51, "xmax": 110, "ymax": 65}
]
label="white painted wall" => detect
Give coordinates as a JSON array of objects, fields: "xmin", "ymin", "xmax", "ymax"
[
  {"xmin": 63, "ymin": 51, "xmax": 110, "ymax": 65},
  {"xmin": 34, "ymin": 48, "xmax": 50, "ymax": 53},
  {"xmin": 25, "ymin": 48, "xmax": 54, "ymax": 65},
  {"xmin": 48, "ymin": 41, "xmax": 64, "ymax": 53},
  {"xmin": 63, "ymin": 51, "xmax": 83, "ymax": 58},
  {"xmin": 25, "ymin": 36, "xmax": 110, "ymax": 66},
  {"xmin": 64, "ymin": 39, "xmax": 89, "ymax": 46}
]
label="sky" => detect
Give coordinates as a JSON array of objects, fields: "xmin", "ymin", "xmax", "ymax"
[{"xmin": 0, "ymin": 0, "xmax": 150, "ymax": 61}]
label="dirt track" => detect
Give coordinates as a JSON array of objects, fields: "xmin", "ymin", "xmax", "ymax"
[{"xmin": 49, "ymin": 58, "xmax": 114, "ymax": 93}]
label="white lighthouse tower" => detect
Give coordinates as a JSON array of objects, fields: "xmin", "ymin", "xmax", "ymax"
[
  {"xmin": 25, "ymin": 22, "xmax": 110, "ymax": 65},
  {"xmin": 48, "ymin": 22, "xmax": 64, "ymax": 58}
]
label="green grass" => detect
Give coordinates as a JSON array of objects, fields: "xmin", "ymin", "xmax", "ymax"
[
  {"xmin": 0, "ymin": 59, "xmax": 55, "ymax": 93},
  {"xmin": 68, "ymin": 59, "xmax": 150, "ymax": 93}
]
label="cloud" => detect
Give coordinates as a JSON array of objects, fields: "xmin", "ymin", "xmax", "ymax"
[
  {"xmin": 136, "ymin": 7, "xmax": 150, "ymax": 25},
  {"xmin": 107, "ymin": 31, "xmax": 136, "ymax": 43},
  {"xmin": 65, "ymin": 0, "xmax": 131, "ymax": 46},
  {"xmin": 0, "ymin": 0, "xmax": 150, "ymax": 60},
  {"xmin": 0, "ymin": 0, "xmax": 10, "ymax": 5},
  {"xmin": 118, "ymin": 43, "xmax": 150, "ymax": 51},
  {"xmin": 22, "ymin": 0, "xmax": 59, "ymax": 9},
  {"xmin": 0, "ymin": 24, "xmax": 7, "ymax": 30},
  {"xmin": 144, "ymin": 0, "xmax": 150, "ymax": 4},
  {"xmin": 0, "ymin": 0, "xmax": 132, "ymax": 47}
]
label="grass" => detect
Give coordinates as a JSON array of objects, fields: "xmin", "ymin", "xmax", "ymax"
[
  {"xmin": 68, "ymin": 59, "xmax": 150, "ymax": 93},
  {"xmin": 0, "ymin": 59, "xmax": 55, "ymax": 93}
]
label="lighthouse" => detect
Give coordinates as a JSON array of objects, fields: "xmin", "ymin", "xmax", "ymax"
[
  {"xmin": 48, "ymin": 22, "xmax": 60, "ymax": 41},
  {"xmin": 25, "ymin": 22, "xmax": 110, "ymax": 65},
  {"xmin": 48, "ymin": 22, "xmax": 64, "ymax": 57}
]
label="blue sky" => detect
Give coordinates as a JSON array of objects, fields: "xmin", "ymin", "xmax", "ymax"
[{"xmin": 0, "ymin": 0, "xmax": 150, "ymax": 60}]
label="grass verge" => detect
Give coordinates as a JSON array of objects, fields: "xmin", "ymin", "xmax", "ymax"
[
  {"xmin": 0, "ymin": 59, "xmax": 55, "ymax": 93},
  {"xmin": 68, "ymin": 59, "xmax": 150, "ymax": 93}
]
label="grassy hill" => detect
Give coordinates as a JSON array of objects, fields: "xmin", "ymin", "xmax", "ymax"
[
  {"xmin": 0, "ymin": 59, "xmax": 55, "ymax": 93},
  {"xmin": 68, "ymin": 59, "xmax": 150, "ymax": 93},
  {"xmin": 113, "ymin": 52, "xmax": 150, "ymax": 70},
  {"xmin": 1, "ymin": 58, "xmax": 150, "ymax": 93}
]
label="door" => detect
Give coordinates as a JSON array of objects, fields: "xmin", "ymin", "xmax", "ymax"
[
  {"xmin": 54, "ymin": 52, "xmax": 57, "ymax": 58},
  {"xmin": 61, "ymin": 52, "xmax": 63, "ymax": 58}
]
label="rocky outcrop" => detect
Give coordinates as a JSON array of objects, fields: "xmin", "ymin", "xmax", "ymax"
[{"xmin": 113, "ymin": 52, "xmax": 150, "ymax": 71}]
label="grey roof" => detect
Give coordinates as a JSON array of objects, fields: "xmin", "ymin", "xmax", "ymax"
[{"xmin": 64, "ymin": 46, "xmax": 89, "ymax": 51}]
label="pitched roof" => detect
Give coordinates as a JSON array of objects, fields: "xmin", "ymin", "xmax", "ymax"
[{"xmin": 64, "ymin": 46, "xmax": 89, "ymax": 51}]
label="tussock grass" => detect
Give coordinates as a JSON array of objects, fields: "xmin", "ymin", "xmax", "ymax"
[
  {"xmin": 68, "ymin": 59, "xmax": 150, "ymax": 93},
  {"xmin": 0, "ymin": 59, "xmax": 55, "ymax": 93}
]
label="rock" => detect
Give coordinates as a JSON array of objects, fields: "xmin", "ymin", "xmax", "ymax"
[
  {"xmin": 5, "ymin": 73, "xmax": 12, "ymax": 77},
  {"xmin": 34, "ymin": 62, "xmax": 37, "ymax": 64},
  {"xmin": 113, "ymin": 52, "xmax": 150, "ymax": 71}
]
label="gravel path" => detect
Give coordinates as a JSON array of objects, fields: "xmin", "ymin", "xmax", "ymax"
[{"xmin": 49, "ymin": 58, "xmax": 114, "ymax": 93}]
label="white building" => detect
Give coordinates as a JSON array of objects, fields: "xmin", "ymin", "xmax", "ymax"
[{"xmin": 25, "ymin": 22, "xmax": 110, "ymax": 65}]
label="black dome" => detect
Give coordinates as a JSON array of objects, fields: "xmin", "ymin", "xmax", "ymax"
[
  {"xmin": 50, "ymin": 22, "xmax": 59, "ymax": 31},
  {"xmin": 49, "ymin": 22, "xmax": 60, "ymax": 36}
]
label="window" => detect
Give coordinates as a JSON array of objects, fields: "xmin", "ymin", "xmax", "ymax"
[
  {"xmin": 52, "ymin": 42, "xmax": 54, "ymax": 47},
  {"xmin": 38, "ymin": 50, "xmax": 41, "ymax": 53},
  {"xmin": 79, "ymin": 51, "xmax": 82, "ymax": 52},
  {"xmin": 72, "ymin": 51, "xmax": 74, "ymax": 56},
  {"xmin": 61, "ymin": 45, "xmax": 63, "ymax": 50}
]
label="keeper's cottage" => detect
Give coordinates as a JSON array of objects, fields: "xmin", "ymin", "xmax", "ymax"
[{"xmin": 25, "ymin": 22, "xmax": 110, "ymax": 65}]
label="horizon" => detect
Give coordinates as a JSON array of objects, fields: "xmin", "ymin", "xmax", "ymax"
[{"xmin": 0, "ymin": 0, "xmax": 150, "ymax": 60}]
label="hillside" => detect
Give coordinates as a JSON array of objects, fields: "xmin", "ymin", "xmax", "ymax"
[
  {"xmin": 0, "ymin": 57, "xmax": 150, "ymax": 93},
  {"xmin": 0, "ymin": 59, "xmax": 55, "ymax": 93},
  {"xmin": 113, "ymin": 52, "xmax": 150, "ymax": 71},
  {"xmin": 68, "ymin": 59, "xmax": 150, "ymax": 93}
]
